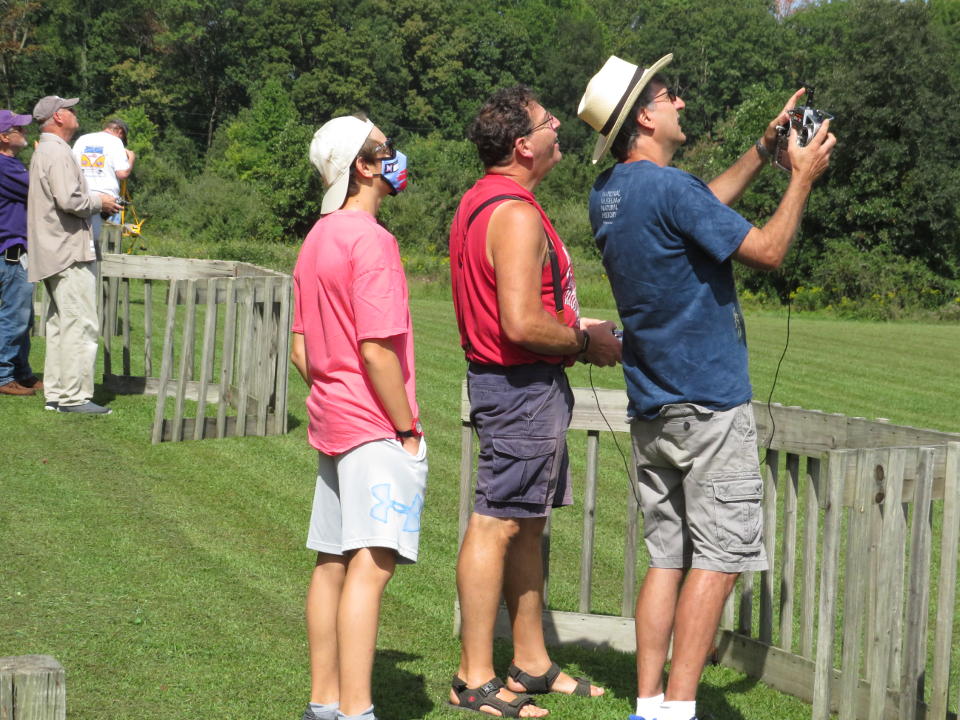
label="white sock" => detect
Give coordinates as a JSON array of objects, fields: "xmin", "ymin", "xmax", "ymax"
[
  {"xmin": 659, "ymin": 699, "xmax": 696, "ymax": 720},
  {"xmin": 634, "ymin": 693, "xmax": 665, "ymax": 718},
  {"xmin": 336, "ymin": 706, "xmax": 375, "ymax": 720}
]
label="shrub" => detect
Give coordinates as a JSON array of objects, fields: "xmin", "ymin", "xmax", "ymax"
[
  {"xmin": 811, "ymin": 238, "xmax": 959, "ymax": 318},
  {"xmin": 147, "ymin": 170, "xmax": 283, "ymax": 249},
  {"xmin": 379, "ymin": 134, "xmax": 479, "ymax": 256},
  {"xmin": 789, "ymin": 285, "xmax": 826, "ymax": 312}
]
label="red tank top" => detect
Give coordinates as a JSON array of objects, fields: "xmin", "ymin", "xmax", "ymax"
[{"xmin": 449, "ymin": 174, "xmax": 580, "ymax": 366}]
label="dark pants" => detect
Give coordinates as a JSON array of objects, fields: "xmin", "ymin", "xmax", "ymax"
[{"xmin": 467, "ymin": 362, "xmax": 574, "ymax": 518}]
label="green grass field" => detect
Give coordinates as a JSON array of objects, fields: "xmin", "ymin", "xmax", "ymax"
[{"xmin": 2, "ymin": 288, "xmax": 958, "ymax": 720}]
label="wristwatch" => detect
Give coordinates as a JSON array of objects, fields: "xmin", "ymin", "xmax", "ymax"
[
  {"xmin": 397, "ymin": 417, "xmax": 423, "ymax": 439},
  {"xmin": 755, "ymin": 138, "xmax": 773, "ymax": 164}
]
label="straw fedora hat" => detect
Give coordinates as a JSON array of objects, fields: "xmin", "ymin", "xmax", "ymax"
[{"xmin": 578, "ymin": 54, "xmax": 673, "ymax": 164}]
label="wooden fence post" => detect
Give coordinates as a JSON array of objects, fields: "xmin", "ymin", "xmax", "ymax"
[
  {"xmin": 899, "ymin": 447, "xmax": 934, "ymax": 719},
  {"xmin": 930, "ymin": 442, "xmax": 960, "ymax": 719},
  {"xmin": 0, "ymin": 655, "xmax": 65, "ymax": 720},
  {"xmin": 811, "ymin": 449, "xmax": 849, "ymax": 720}
]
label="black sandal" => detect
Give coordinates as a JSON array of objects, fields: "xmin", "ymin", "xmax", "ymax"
[
  {"xmin": 449, "ymin": 675, "xmax": 539, "ymax": 717},
  {"xmin": 507, "ymin": 662, "xmax": 593, "ymax": 697}
]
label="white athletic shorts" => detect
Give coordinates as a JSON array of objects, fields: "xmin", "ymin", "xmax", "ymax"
[{"xmin": 307, "ymin": 437, "xmax": 428, "ymax": 564}]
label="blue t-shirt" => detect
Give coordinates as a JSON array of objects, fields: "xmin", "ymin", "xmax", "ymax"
[{"xmin": 589, "ymin": 161, "xmax": 753, "ymax": 420}]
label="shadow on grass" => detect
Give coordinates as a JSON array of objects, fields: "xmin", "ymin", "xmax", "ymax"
[
  {"xmin": 93, "ymin": 383, "xmax": 118, "ymax": 406},
  {"xmin": 489, "ymin": 641, "xmax": 751, "ymax": 720},
  {"xmin": 697, "ymin": 669, "xmax": 756, "ymax": 720},
  {"xmin": 373, "ymin": 649, "xmax": 431, "ymax": 720}
]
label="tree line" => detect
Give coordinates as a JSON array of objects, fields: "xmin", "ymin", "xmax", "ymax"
[{"xmin": 5, "ymin": 0, "xmax": 960, "ymax": 317}]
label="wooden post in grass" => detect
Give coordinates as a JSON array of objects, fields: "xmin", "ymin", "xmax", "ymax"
[{"xmin": 0, "ymin": 655, "xmax": 65, "ymax": 720}]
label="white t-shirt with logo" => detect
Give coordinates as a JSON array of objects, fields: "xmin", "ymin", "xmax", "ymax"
[{"xmin": 72, "ymin": 130, "xmax": 130, "ymax": 197}]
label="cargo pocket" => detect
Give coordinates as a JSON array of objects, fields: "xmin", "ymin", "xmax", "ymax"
[
  {"xmin": 710, "ymin": 472, "xmax": 764, "ymax": 552},
  {"xmin": 485, "ymin": 436, "xmax": 557, "ymax": 504}
]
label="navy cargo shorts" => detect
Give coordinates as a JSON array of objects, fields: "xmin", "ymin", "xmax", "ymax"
[{"xmin": 467, "ymin": 362, "xmax": 574, "ymax": 519}]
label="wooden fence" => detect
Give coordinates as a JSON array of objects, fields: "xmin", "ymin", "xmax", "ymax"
[
  {"xmin": 457, "ymin": 381, "xmax": 960, "ymax": 720},
  {"xmin": 34, "ymin": 226, "xmax": 292, "ymax": 443}
]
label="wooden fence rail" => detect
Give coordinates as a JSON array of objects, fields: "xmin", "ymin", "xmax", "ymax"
[
  {"xmin": 32, "ymin": 226, "xmax": 292, "ymax": 443},
  {"xmin": 457, "ymin": 380, "xmax": 960, "ymax": 720}
]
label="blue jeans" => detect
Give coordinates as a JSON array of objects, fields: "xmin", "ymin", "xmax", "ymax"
[{"xmin": 0, "ymin": 257, "xmax": 34, "ymax": 385}]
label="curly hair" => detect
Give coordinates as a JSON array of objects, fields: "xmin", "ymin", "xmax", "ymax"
[
  {"xmin": 468, "ymin": 85, "xmax": 538, "ymax": 168},
  {"xmin": 609, "ymin": 74, "xmax": 666, "ymax": 163}
]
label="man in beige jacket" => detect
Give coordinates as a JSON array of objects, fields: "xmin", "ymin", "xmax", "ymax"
[{"xmin": 27, "ymin": 95, "xmax": 120, "ymax": 414}]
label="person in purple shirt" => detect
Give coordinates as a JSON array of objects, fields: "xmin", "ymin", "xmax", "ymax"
[{"xmin": 0, "ymin": 108, "xmax": 41, "ymax": 397}]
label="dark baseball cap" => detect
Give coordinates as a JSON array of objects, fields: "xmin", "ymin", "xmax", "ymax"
[
  {"xmin": 33, "ymin": 96, "xmax": 79, "ymax": 123},
  {"xmin": 0, "ymin": 109, "xmax": 32, "ymax": 133}
]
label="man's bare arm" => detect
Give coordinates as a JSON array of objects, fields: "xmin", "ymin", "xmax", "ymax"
[
  {"xmin": 290, "ymin": 332, "xmax": 309, "ymax": 385},
  {"xmin": 709, "ymin": 88, "xmax": 806, "ymax": 206},
  {"xmin": 489, "ymin": 201, "xmax": 620, "ymax": 365},
  {"xmin": 360, "ymin": 337, "xmax": 420, "ymax": 454},
  {"xmin": 116, "ymin": 150, "xmax": 135, "ymax": 180},
  {"xmin": 734, "ymin": 119, "xmax": 835, "ymax": 270}
]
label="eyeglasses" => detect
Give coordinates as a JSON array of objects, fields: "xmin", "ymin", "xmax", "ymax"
[
  {"xmin": 648, "ymin": 87, "xmax": 680, "ymax": 106},
  {"xmin": 372, "ymin": 137, "xmax": 396, "ymax": 158},
  {"xmin": 527, "ymin": 112, "xmax": 557, "ymax": 135},
  {"xmin": 2, "ymin": 127, "xmax": 25, "ymax": 135}
]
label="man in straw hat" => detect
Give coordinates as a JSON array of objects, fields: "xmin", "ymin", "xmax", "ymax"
[
  {"xmin": 447, "ymin": 85, "xmax": 620, "ymax": 718},
  {"xmin": 291, "ymin": 114, "xmax": 425, "ymax": 720},
  {"xmin": 578, "ymin": 56, "xmax": 835, "ymax": 720}
]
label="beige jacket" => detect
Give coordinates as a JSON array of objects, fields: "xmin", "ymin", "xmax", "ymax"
[{"xmin": 27, "ymin": 133, "xmax": 103, "ymax": 282}]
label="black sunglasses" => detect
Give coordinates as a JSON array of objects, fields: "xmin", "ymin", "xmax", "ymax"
[
  {"xmin": 648, "ymin": 87, "xmax": 680, "ymax": 105},
  {"xmin": 372, "ymin": 137, "xmax": 396, "ymax": 158}
]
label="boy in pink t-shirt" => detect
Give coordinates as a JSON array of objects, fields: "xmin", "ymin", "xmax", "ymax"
[{"xmin": 290, "ymin": 115, "xmax": 425, "ymax": 720}]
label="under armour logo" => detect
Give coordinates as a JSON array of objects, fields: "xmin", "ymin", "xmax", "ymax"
[{"xmin": 369, "ymin": 484, "xmax": 423, "ymax": 532}]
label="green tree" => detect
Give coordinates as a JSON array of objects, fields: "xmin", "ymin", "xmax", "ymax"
[
  {"xmin": 154, "ymin": 0, "xmax": 250, "ymax": 148},
  {"xmin": 595, "ymin": 0, "xmax": 782, "ymax": 148},
  {"xmin": 0, "ymin": 0, "xmax": 39, "ymax": 108},
  {"xmin": 213, "ymin": 78, "xmax": 320, "ymax": 238},
  {"xmin": 788, "ymin": 0, "xmax": 960, "ymax": 277}
]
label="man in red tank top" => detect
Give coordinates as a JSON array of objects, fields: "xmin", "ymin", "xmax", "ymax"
[{"xmin": 447, "ymin": 86, "xmax": 621, "ymax": 718}]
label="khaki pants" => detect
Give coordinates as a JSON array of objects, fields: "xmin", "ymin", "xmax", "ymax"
[{"xmin": 43, "ymin": 261, "xmax": 98, "ymax": 406}]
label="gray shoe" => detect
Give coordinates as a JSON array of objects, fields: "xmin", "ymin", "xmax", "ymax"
[
  {"xmin": 302, "ymin": 705, "xmax": 338, "ymax": 720},
  {"xmin": 44, "ymin": 401, "xmax": 59, "ymax": 411},
  {"xmin": 57, "ymin": 401, "xmax": 112, "ymax": 415}
]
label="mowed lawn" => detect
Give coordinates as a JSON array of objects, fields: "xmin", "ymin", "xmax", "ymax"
[{"xmin": 2, "ymin": 289, "xmax": 957, "ymax": 720}]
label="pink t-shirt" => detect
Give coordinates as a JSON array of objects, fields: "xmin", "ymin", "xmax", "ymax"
[{"xmin": 292, "ymin": 209, "xmax": 418, "ymax": 455}]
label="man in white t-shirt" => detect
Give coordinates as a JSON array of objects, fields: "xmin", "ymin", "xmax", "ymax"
[{"xmin": 71, "ymin": 118, "xmax": 135, "ymax": 242}]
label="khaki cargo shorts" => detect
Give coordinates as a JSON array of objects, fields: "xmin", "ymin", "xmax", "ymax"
[{"xmin": 630, "ymin": 401, "xmax": 768, "ymax": 573}]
